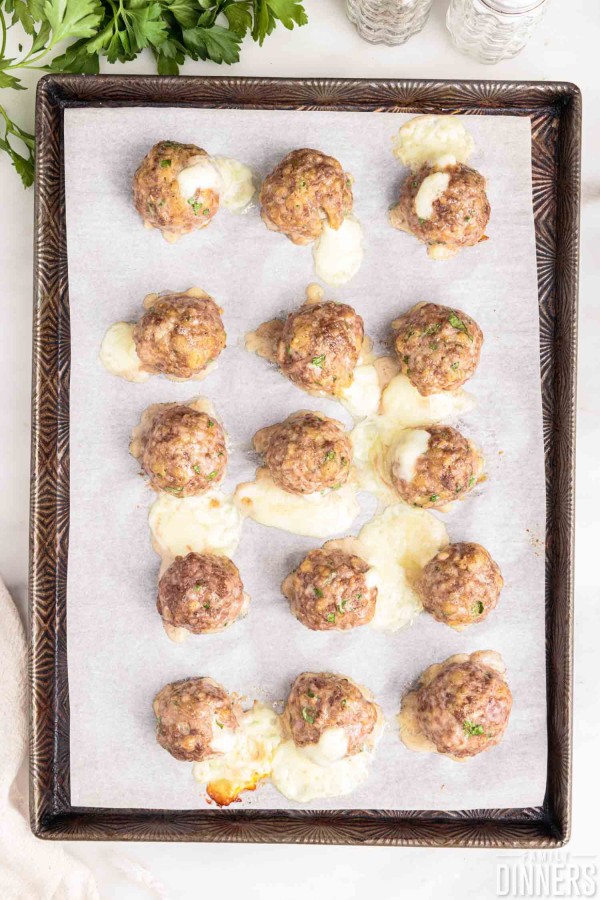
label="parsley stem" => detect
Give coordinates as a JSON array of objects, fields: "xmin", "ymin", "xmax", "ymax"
[{"xmin": 0, "ymin": 9, "xmax": 7, "ymax": 62}]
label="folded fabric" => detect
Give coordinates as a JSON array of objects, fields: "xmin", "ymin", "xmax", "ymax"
[{"xmin": 0, "ymin": 577, "xmax": 98, "ymax": 900}]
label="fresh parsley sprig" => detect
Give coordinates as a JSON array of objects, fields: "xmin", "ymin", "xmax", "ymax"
[{"xmin": 0, "ymin": 0, "xmax": 308, "ymax": 185}]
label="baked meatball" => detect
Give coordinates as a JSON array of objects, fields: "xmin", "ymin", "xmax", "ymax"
[
  {"xmin": 133, "ymin": 141, "xmax": 220, "ymax": 240},
  {"xmin": 282, "ymin": 548, "xmax": 377, "ymax": 631},
  {"xmin": 260, "ymin": 149, "xmax": 353, "ymax": 245},
  {"xmin": 141, "ymin": 406, "xmax": 227, "ymax": 496},
  {"xmin": 416, "ymin": 659, "xmax": 512, "ymax": 758},
  {"xmin": 283, "ymin": 672, "xmax": 380, "ymax": 756},
  {"xmin": 256, "ymin": 411, "xmax": 352, "ymax": 495},
  {"xmin": 390, "ymin": 163, "xmax": 490, "ymax": 256},
  {"xmin": 133, "ymin": 293, "xmax": 226, "ymax": 379},
  {"xmin": 390, "ymin": 424, "xmax": 481, "ymax": 509},
  {"xmin": 276, "ymin": 301, "xmax": 364, "ymax": 396},
  {"xmin": 153, "ymin": 676, "xmax": 243, "ymax": 762},
  {"xmin": 416, "ymin": 542, "xmax": 503, "ymax": 628},
  {"xmin": 157, "ymin": 552, "xmax": 247, "ymax": 634},
  {"xmin": 393, "ymin": 302, "xmax": 483, "ymax": 396}
]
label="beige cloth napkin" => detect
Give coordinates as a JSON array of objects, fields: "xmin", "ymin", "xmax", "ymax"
[{"xmin": 0, "ymin": 577, "xmax": 98, "ymax": 900}]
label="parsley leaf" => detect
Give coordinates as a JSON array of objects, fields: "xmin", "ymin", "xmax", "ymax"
[
  {"xmin": 301, "ymin": 706, "xmax": 315, "ymax": 724},
  {"xmin": 463, "ymin": 719, "xmax": 484, "ymax": 736},
  {"xmin": 448, "ymin": 311, "xmax": 473, "ymax": 342}
]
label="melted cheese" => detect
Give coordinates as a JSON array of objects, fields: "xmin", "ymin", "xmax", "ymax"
[
  {"xmin": 312, "ymin": 216, "xmax": 364, "ymax": 286},
  {"xmin": 193, "ymin": 704, "xmax": 283, "ymax": 806},
  {"xmin": 357, "ymin": 504, "xmax": 448, "ymax": 632},
  {"xmin": 149, "ymin": 490, "xmax": 243, "ymax": 562},
  {"xmin": 234, "ymin": 469, "xmax": 360, "ymax": 538},
  {"xmin": 379, "ymin": 373, "xmax": 475, "ymax": 432},
  {"xmin": 177, "ymin": 155, "xmax": 222, "ymax": 199},
  {"xmin": 415, "ymin": 172, "xmax": 450, "ymax": 220},
  {"xmin": 270, "ymin": 740, "xmax": 373, "ymax": 803},
  {"xmin": 99, "ymin": 322, "xmax": 149, "ymax": 383},
  {"xmin": 392, "ymin": 115, "xmax": 474, "ymax": 171},
  {"xmin": 389, "ymin": 428, "xmax": 430, "ymax": 483},
  {"xmin": 212, "ymin": 157, "xmax": 256, "ymax": 213},
  {"xmin": 340, "ymin": 364, "xmax": 381, "ymax": 418},
  {"xmin": 298, "ymin": 727, "xmax": 349, "ymax": 767},
  {"xmin": 177, "ymin": 155, "xmax": 256, "ymax": 213}
]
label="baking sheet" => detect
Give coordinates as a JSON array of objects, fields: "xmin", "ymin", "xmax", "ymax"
[{"xmin": 63, "ymin": 107, "xmax": 547, "ymax": 811}]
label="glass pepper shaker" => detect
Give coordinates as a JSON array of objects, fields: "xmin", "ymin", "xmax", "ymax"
[
  {"xmin": 446, "ymin": 0, "xmax": 549, "ymax": 64},
  {"xmin": 346, "ymin": 0, "xmax": 433, "ymax": 46}
]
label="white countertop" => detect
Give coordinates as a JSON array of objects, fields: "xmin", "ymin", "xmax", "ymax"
[{"xmin": 0, "ymin": 0, "xmax": 598, "ymax": 896}]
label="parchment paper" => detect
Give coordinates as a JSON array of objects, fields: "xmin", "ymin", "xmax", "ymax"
[{"xmin": 63, "ymin": 107, "xmax": 547, "ymax": 811}]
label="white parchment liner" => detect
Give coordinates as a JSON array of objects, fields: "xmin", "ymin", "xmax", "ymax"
[{"xmin": 63, "ymin": 107, "xmax": 546, "ymax": 811}]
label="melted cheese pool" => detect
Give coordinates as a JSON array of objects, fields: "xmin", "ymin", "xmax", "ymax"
[
  {"xmin": 193, "ymin": 703, "xmax": 283, "ymax": 806},
  {"xmin": 149, "ymin": 490, "xmax": 243, "ymax": 563},
  {"xmin": 234, "ymin": 469, "xmax": 360, "ymax": 538},
  {"xmin": 312, "ymin": 215, "xmax": 364, "ymax": 287},
  {"xmin": 99, "ymin": 322, "xmax": 149, "ymax": 383},
  {"xmin": 392, "ymin": 115, "xmax": 474, "ymax": 171},
  {"xmin": 270, "ymin": 739, "xmax": 374, "ymax": 803},
  {"xmin": 328, "ymin": 504, "xmax": 448, "ymax": 633}
]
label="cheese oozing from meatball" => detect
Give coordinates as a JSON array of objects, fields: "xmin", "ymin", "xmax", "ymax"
[
  {"xmin": 389, "ymin": 428, "xmax": 430, "ymax": 483},
  {"xmin": 392, "ymin": 115, "xmax": 474, "ymax": 171},
  {"xmin": 149, "ymin": 490, "xmax": 243, "ymax": 565},
  {"xmin": 270, "ymin": 738, "xmax": 373, "ymax": 803},
  {"xmin": 350, "ymin": 370, "xmax": 475, "ymax": 502},
  {"xmin": 379, "ymin": 370, "xmax": 475, "ymax": 430},
  {"xmin": 193, "ymin": 703, "xmax": 283, "ymax": 806},
  {"xmin": 177, "ymin": 155, "xmax": 256, "ymax": 213},
  {"xmin": 312, "ymin": 215, "xmax": 364, "ymax": 287},
  {"xmin": 234, "ymin": 469, "xmax": 360, "ymax": 539},
  {"xmin": 414, "ymin": 172, "xmax": 451, "ymax": 220},
  {"xmin": 99, "ymin": 321, "xmax": 149, "ymax": 383},
  {"xmin": 329, "ymin": 504, "xmax": 448, "ymax": 632},
  {"xmin": 339, "ymin": 364, "xmax": 381, "ymax": 418}
]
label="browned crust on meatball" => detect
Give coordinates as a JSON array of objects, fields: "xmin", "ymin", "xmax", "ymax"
[
  {"xmin": 256, "ymin": 411, "xmax": 352, "ymax": 495},
  {"xmin": 141, "ymin": 405, "xmax": 227, "ymax": 496},
  {"xmin": 390, "ymin": 163, "xmax": 490, "ymax": 254},
  {"xmin": 283, "ymin": 672, "xmax": 379, "ymax": 756},
  {"xmin": 391, "ymin": 424, "xmax": 481, "ymax": 509},
  {"xmin": 416, "ymin": 542, "xmax": 503, "ymax": 628},
  {"xmin": 259, "ymin": 149, "xmax": 353, "ymax": 245},
  {"xmin": 132, "ymin": 142, "xmax": 220, "ymax": 238},
  {"xmin": 283, "ymin": 548, "xmax": 376, "ymax": 631},
  {"xmin": 133, "ymin": 293, "xmax": 226, "ymax": 379},
  {"xmin": 276, "ymin": 301, "xmax": 364, "ymax": 397},
  {"xmin": 416, "ymin": 660, "xmax": 512, "ymax": 758},
  {"xmin": 393, "ymin": 302, "xmax": 483, "ymax": 396},
  {"xmin": 153, "ymin": 677, "xmax": 243, "ymax": 761},
  {"xmin": 157, "ymin": 552, "xmax": 246, "ymax": 634}
]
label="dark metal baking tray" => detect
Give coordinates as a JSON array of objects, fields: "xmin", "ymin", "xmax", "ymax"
[{"xmin": 30, "ymin": 74, "xmax": 579, "ymax": 846}]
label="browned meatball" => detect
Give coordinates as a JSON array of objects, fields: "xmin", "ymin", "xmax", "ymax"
[
  {"xmin": 416, "ymin": 543, "xmax": 503, "ymax": 628},
  {"xmin": 416, "ymin": 660, "xmax": 512, "ymax": 758},
  {"xmin": 390, "ymin": 163, "xmax": 490, "ymax": 255},
  {"xmin": 153, "ymin": 676, "xmax": 243, "ymax": 762},
  {"xmin": 260, "ymin": 149, "xmax": 353, "ymax": 245},
  {"xmin": 157, "ymin": 552, "xmax": 247, "ymax": 634},
  {"xmin": 256, "ymin": 412, "xmax": 352, "ymax": 495},
  {"xmin": 133, "ymin": 141, "xmax": 220, "ymax": 239},
  {"xmin": 283, "ymin": 672, "xmax": 380, "ymax": 756},
  {"xmin": 133, "ymin": 293, "xmax": 226, "ymax": 379},
  {"xmin": 282, "ymin": 548, "xmax": 377, "ymax": 631},
  {"xmin": 276, "ymin": 301, "xmax": 364, "ymax": 396},
  {"xmin": 390, "ymin": 424, "xmax": 481, "ymax": 509},
  {"xmin": 142, "ymin": 406, "xmax": 227, "ymax": 496},
  {"xmin": 393, "ymin": 302, "xmax": 483, "ymax": 396}
]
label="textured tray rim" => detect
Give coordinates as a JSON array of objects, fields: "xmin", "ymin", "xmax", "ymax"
[{"xmin": 30, "ymin": 74, "xmax": 580, "ymax": 847}]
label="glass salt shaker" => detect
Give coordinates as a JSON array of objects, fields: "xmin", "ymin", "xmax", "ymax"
[
  {"xmin": 446, "ymin": 0, "xmax": 549, "ymax": 64},
  {"xmin": 346, "ymin": 0, "xmax": 433, "ymax": 46}
]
